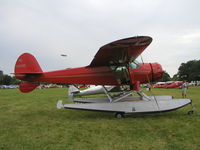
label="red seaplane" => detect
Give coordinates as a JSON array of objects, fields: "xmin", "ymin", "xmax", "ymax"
[{"xmin": 14, "ymin": 36, "xmax": 193, "ymax": 117}]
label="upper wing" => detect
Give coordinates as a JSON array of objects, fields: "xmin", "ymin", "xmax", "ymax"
[{"xmin": 89, "ymin": 36, "xmax": 152, "ymax": 67}]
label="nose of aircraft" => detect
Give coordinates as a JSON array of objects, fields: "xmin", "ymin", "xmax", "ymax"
[{"xmin": 150, "ymin": 63, "xmax": 163, "ymax": 81}]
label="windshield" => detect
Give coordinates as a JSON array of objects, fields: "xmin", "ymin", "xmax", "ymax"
[{"xmin": 129, "ymin": 59, "xmax": 140, "ymax": 69}]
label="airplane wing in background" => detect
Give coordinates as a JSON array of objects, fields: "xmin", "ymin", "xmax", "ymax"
[{"xmin": 89, "ymin": 36, "xmax": 152, "ymax": 67}]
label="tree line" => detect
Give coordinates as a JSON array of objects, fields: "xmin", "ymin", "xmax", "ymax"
[
  {"xmin": 0, "ymin": 71, "xmax": 20, "ymax": 85},
  {"xmin": 160, "ymin": 60, "xmax": 200, "ymax": 82},
  {"xmin": 0, "ymin": 74, "xmax": 21, "ymax": 85}
]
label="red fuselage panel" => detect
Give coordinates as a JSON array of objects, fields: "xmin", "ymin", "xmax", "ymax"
[{"xmin": 22, "ymin": 66, "xmax": 119, "ymax": 85}]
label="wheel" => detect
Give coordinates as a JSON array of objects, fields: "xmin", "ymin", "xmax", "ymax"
[
  {"xmin": 115, "ymin": 112, "xmax": 125, "ymax": 118},
  {"xmin": 187, "ymin": 110, "xmax": 194, "ymax": 115}
]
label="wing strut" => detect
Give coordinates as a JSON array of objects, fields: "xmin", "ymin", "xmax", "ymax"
[
  {"xmin": 102, "ymin": 86, "xmax": 133, "ymax": 103},
  {"xmin": 102, "ymin": 86, "xmax": 113, "ymax": 102}
]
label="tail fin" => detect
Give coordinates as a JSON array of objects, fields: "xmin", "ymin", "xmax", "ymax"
[
  {"xmin": 15, "ymin": 53, "xmax": 43, "ymax": 74},
  {"xmin": 15, "ymin": 53, "xmax": 43, "ymax": 93}
]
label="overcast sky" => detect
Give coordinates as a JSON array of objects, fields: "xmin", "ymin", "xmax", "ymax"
[{"xmin": 1, "ymin": 0, "xmax": 200, "ymax": 77}]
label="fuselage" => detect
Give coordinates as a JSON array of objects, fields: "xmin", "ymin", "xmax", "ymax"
[{"xmin": 16, "ymin": 62, "xmax": 163, "ymax": 86}]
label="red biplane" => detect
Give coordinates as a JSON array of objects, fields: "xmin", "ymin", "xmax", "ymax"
[{"xmin": 14, "ymin": 36, "xmax": 193, "ymax": 117}]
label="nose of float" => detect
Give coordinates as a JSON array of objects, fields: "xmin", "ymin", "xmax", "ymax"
[{"xmin": 150, "ymin": 63, "xmax": 163, "ymax": 81}]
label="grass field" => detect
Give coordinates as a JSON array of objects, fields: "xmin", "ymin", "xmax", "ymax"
[{"xmin": 0, "ymin": 87, "xmax": 200, "ymax": 150}]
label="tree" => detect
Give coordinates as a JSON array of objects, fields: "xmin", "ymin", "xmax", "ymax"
[
  {"xmin": 11, "ymin": 76, "xmax": 21, "ymax": 85},
  {"xmin": 1, "ymin": 75, "xmax": 12, "ymax": 85},
  {"xmin": 0, "ymin": 70, "xmax": 3, "ymax": 76},
  {"xmin": 172, "ymin": 74, "xmax": 179, "ymax": 81},
  {"xmin": 0, "ymin": 72, "xmax": 21, "ymax": 85},
  {"xmin": 177, "ymin": 60, "xmax": 200, "ymax": 81},
  {"xmin": 159, "ymin": 71, "xmax": 171, "ymax": 82},
  {"xmin": 0, "ymin": 74, "xmax": 3, "ymax": 85}
]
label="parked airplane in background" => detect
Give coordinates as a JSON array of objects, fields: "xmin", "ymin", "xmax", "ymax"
[
  {"xmin": 166, "ymin": 81, "xmax": 183, "ymax": 88},
  {"xmin": 154, "ymin": 82, "xmax": 166, "ymax": 88},
  {"xmin": 155, "ymin": 81, "xmax": 183, "ymax": 88},
  {"xmin": 14, "ymin": 36, "xmax": 194, "ymax": 117}
]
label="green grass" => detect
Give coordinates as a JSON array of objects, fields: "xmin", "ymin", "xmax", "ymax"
[{"xmin": 0, "ymin": 87, "xmax": 200, "ymax": 150}]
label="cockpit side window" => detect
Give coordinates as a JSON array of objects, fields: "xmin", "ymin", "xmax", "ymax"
[
  {"xmin": 110, "ymin": 65, "xmax": 130, "ymax": 84},
  {"xmin": 109, "ymin": 58, "xmax": 141, "ymax": 84},
  {"xmin": 129, "ymin": 60, "xmax": 140, "ymax": 69},
  {"xmin": 130, "ymin": 62, "xmax": 138, "ymax": 69}
]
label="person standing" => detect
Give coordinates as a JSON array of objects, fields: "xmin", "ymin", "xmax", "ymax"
[
  {"xmin": 181, "ymin": 80, "xmax": 188, "ymax": 98},
  {"xmin": 148, "ymin": 84, "xmax": 152, "ymax": 91}
]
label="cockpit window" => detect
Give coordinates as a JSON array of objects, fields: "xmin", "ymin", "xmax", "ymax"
[
  {"xmin": 135, "ymin": 59, "xmax": 141, "ymax": 64},
  {"xmin": 109, "ymin": 58, "xmax": 141, "ymax": 84},
  {"xmin": 130, "ymin": 60, "xmax": 140, "ymax": 69},
  {"xmin": 130, "ymin": 62, "xmax": 137, "ymax": 69},
  {"xmin": 110, "ymin": 65, "xmax": 130, "ymax": 84}
]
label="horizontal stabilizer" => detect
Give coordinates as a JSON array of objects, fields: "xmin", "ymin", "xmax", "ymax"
[{"xmin": 19, "ymin": 82, "xmax": 40, "ymax": 93}]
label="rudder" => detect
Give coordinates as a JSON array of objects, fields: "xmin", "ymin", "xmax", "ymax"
[
  {"xmin": 15, "ymin": 53, "xmax": 43, "ymax": 74},
  {"xmin": 15, "ymin": 53, "xmax": 43, "ymax": 93}
]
